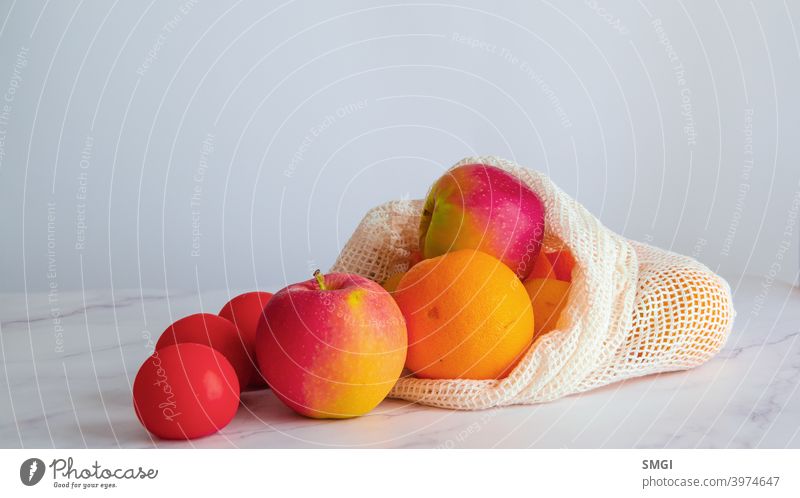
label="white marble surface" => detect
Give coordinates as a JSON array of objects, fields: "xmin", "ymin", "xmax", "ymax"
[{"xmin": 1, "ymin": 276, "xmax": 798, "ymax": 448}]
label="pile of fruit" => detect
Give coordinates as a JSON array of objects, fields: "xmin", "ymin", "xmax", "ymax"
[{"xmin": 132, "ymin": 163, "xmax": 575, "ymax": 440}]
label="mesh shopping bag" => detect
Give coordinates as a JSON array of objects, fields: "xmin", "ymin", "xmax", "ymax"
[{"xmin": 331, "ymin": 156, "xmax": 735, "ymax": 410}]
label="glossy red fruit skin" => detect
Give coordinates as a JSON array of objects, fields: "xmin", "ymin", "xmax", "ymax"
[
  {"xmin": 545, "ymin": 250, "xmax": 576, "ymax": 282},
  {"xmin": 133, "ymin": 343, "xmax": 240, "ymax": 440},
  {"xmin": 155, "ymin": 313, "xmax": 251, "ymax": 390},
  {"xmin": 219, "ymin": 292, "xmax": 273, "ymax": 387},
  {"xmin": 419, "ymin": 164, "xmax": 545, "ymax": 280}
]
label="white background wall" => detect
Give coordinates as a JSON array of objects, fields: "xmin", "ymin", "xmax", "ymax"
[{"xmin": 1, "ymin": 0, "xmax": 798, "ymax": 295}]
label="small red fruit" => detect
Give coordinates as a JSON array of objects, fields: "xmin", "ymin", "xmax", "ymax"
[
  {"xmin": 133, "ymin": 343, "xmax": 240, "ymax": 440},
  {"xmin": 545, "ymin": 250, "xmax": 576, "ymax": 282},
  {"xmin": 156, "ymin": 313, "xmax": 251, "ymax": 389},
  {"xmin": 219, "ymin": 292, "xmax": 273, "ymax": 387},
  {"xmin": 526, "ymin": 253, "xmax": 555, "ymax": 281}
]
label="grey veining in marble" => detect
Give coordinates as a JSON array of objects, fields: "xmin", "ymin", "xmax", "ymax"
[{"xmin": 1, "ymin": 277, "xmax": 798, "ymax": 448}]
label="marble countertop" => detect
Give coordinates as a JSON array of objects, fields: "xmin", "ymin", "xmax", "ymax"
[{"xmin": 1, "ymin": 275, "xmax": 798, "ymax": 449}]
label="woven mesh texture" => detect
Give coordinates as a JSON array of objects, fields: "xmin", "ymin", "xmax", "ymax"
[{"xmin": 331, "ymin": 156, "xmax": 735, "ymax": 410}]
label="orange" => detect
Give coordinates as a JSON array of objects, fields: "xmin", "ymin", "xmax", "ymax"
[
  {"xmin": 524, "ymin": 278, "xmax": 570, "ymax": 339},
  {"xmin": 393, "ymin": 249, "xmax": 534, "ymax": 380}
]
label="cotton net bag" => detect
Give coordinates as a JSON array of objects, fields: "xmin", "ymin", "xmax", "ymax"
[{"xmin": 331, "ymin": 156, "xmax": 735, "ymax": 410}]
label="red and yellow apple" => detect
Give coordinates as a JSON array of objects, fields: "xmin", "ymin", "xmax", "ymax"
[
  {"xmin": 419, "ymin": 163, "xmax": 545, "ymax": 279},
  {"xmin": 256, "ymin": 271, "xmax": 407, "ymax": 419}
]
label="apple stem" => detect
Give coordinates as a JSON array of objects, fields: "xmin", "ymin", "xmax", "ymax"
[{"xmin": 313, "ymin": 269, "xmax": 327, "ymax": 290}]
